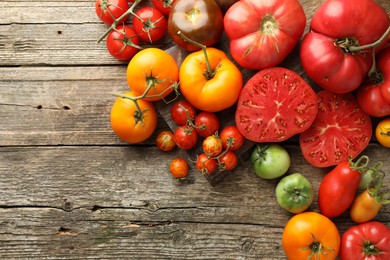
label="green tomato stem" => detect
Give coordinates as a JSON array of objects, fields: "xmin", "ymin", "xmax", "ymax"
[{"xmin": 349, "ymin": 25, "xmax": 390, "ymax": 52}]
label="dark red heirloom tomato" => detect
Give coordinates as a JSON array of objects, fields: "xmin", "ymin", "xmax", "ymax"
[
  {"xmin": 340, "ymin": 221, "xmax": 390, "ymax": 260},
  {"xmin": 95, "ymin": 0, "xmax": 129, "ymax": 25},
  {"xmin": 300, "ymin": 91, "xmax": 372, "ymax": 168},
  {"xmin": 235, "ymin": 67, "xmax": 318, "ymax": 143},
  {"xmin": 223, "ymin": 0, "xmax": 306, "ymax": 70},
  {"xmin": 300, "ymin": 0, "xmax": 390, "ymax": 94},
  {"xmin": 106, "ymin": 25, "xmax": 141, "ymax": 61},
  {"xmin": 168, "ymin": 0, "xmax": 223, "ymax": 51}
]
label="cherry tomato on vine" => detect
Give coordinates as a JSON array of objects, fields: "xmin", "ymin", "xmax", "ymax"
[
  {"xmin": 219, "ymin": 125, "xmax": 244, "ymax": 151},
  {"xmin": 156, "ymin": 130, "xmax": 176, "ymax": 151},
  {"xmin": 110, "ymin": 92, "xmax": 157, "ymax": 144},
  {"xmin": 376, "ymin": 118, "xmax": 390, "ymax": 148},
  {"xmin": 132, "ymin": 7, "xmax": 167, "ymax": 43},
  {"xmin": 152, "ymin": 0, "xmax": 175, "ymax": 16},
  {"xmin": 169, "ymin": 158, "xmax": 188, "ymax": 179},
  {"xmin": 106, "ymin": 25, "xmax": 141, "ymax": 61},
  {"xmin": 202, "ymin": 135, "xmax": 223, "ymax": 158},
  {"xmin": 194, "ymin": 112, "xmax": 220, "ymax": 137},
  {"xmin": 218, "ymin": 151, "xmax": 238, "ymax": 171},
  {"xmin": 173, "ymin": 126, "xmax": 198, "ymax": 150},
  {"xmin": 196, "ymin": 153, "xmax": 217, "ymax": 175},
  {"xmin": 126, "ymin": 48, "xmax": 179, "ymax": 102},
  {"xmin": 170, "ymin": 101, "xmax": 197, "ymax": 126},
  {"xmin": 95, "ymin": 0, "xmax": 129, "ymax": 25}
]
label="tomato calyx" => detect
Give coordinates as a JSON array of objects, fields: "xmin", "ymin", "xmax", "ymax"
[
  {"xmin": 300, "ymin": 233, "xmax": 335, "ymax": 260},
  {"xmin": 133, "ymin": 12, "xmax": 165, "ymax": 43},
  {"xmin": 260, "ymin": 15, "xmax": 279, "ymax": 35},
  {"xmin": 362, "ymin": 240, "xmax": 382, "ymax": 256},
  {"xmin": 112, "ymin": 27, "xmax": 143, "ymax": 53},
  {"xmin": 334, "ymin": 37, "xmax": 359, "ymax": 54},
  {"xmin": 367, "ymin": 170, "xmax": 390, "ymax": 205},
  {"xmin": 349, "ymin": 155, "xmax": 370, "ymax": 173}
]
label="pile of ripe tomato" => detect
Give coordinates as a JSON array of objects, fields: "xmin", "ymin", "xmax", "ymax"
[{"xmin": 95, "ymin": 0, "xmax": 390, "ymax": 259}]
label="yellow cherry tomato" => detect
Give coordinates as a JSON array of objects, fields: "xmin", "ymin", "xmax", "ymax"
[{"xmin": 375, "ymin": 118, "xmax": 390, "ymax": 148}]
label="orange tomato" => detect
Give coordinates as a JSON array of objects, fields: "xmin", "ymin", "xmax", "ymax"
[
  {"xmin": 110, "ymin": 92, "xmax": 157, "ymax": 143},
  {"xmin": 179, "ymin": 47, "xmax": 243, "ymax": 112},
  {"xmin": 375, "ymin": 118, "xmax": 390, "ymax": 148},
  {"xmin": 350, "ymin": 189, "xmax": 382, "ymax": 223},
  {"xmin": 127, "ymin": 48, "xmax": 179, "ymax": 101},
  {"xmin": 282, "ymin": 212, "xmax": 340, "ymax": 260}
]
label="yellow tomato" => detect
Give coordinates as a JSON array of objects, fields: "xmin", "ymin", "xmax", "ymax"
[{"xmin": 375, "ymin": 118, "xmax": 390, "ymax": 148}]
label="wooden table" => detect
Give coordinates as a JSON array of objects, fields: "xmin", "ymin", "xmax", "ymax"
[{"xmin": 1, "ymin": 0, "xmax": 389, "ymax": 258}]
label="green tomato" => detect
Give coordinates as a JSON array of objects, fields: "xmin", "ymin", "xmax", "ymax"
[
  {"xmin": 250, "ymin": 143, "xmax": 290, "ymax": 179},
  {"xmin": 276, "ymin": 173, "xmax": 314, "ymax": 214}
]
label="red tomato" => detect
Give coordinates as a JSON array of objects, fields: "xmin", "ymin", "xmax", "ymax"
[
  {"xmin": 223, "ymin": 0, "xmax": 306, "ymax": 70},
  {"xmin": 156, "ymin": 130, "xmax": 176, "ymax": 151},
  {"xmin": 202, "ymin": 135, "xmax": 223, "ymax": 158},
  {"xmin": 219, "ymin": 125, "xmax": 244, "ymax": 151},
  {"xmin": 170, "ymin": 101, "xmax": 197, "ymax": 126},
  {"xmin": 132, "ymin": 7, "xmax": 167, "ymax": 43},
  {"xmin": 357, "ymin": 46, "xmax": 390, "ymax": 117},
  {"xmin": 340, "ymin": 221, "xmax": 390, "ymax": 260},
  {"xmin": 194, "ymin": 112, "xmax": 220, "ymax": 138},
  {"xmin": 235, "ymin": 67, "xmax": 318, "ymax": 143},
  {"xmin": 300, "ymin": 0, "xmax": 390, "ymax": 94},
  {"xmin": 106, "ymin": 25, "xmax": 140, "ymax": 61},
  {"xmin": 318, "ymin": 156, "xmax": 368, "ymax": 218},
  {"xmin": 152, "ymin": 0, "xmax": 175, "ymax": 16},
  {"xmin": 95, "ymin": 0, "xmax": 129, "ymax": 25},
  {"xmin": 173, "ymin": 126, "xmax": 198, "ymax": 150},
  {"xmin": 300, "ymin": 90, "xmax": 372, "ymax": 168},
  {"xmin": 169, "ymin": 158, "xmax": 188, "ymax": 179},
  {"xmin": 218, "ymin": 151, "xmax": 238, "ymax": 171},
  {"xmin": 196, "ymin": 153, "xmax": 217, "ymax": 175}
]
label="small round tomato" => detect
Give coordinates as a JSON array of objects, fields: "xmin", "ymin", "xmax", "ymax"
[
  {"xmin": 169, "ymin": 158, "xmax": 188, "ymax": 179},
  {"xmin": 218, "ymin": 151, "xmax": 238, "ymax": 171},
  {"xmin": 127, "ymin": 48, "xmax": 179, "ymax": 101},
  {"xmin": 152, "ymin": 0, "xmax": 175, "ymax": 16},
  {"xmin": 170, "ymin": 101, "xmax": 197, "ymax": 126},
  {"xmin": 250, "ymin": 144, "xmax": 291, "ymax": 179},
  {"xmin": 132, "ymin": 7, "xmax": 167, "ymax": 43},
  {"xmin": 110, "ymin": 92, "xmax": 157, "ymax": 143},
  {"xmin": 276, "ymin": 173, "xmax": 314, "ymax": 214},
  {"xmin": 202, "ymin": 135, "xmax": 223, "ymax": 158},
  {"xmin": 173, "ymin": 126, "xmax": 198, "ymax": 150},
  {"xmin": 219, "ymin": 125, "xmax": 244, "ymax": 151},
  {"xmin": 376, "ymin": 118, "xmax": 390, "ymax": 148},
  {"xmin": 156, "ymin": 130, "xmax": 176, "ymax": 151},
  {"xmin": 282, "ymin": 212, "xmax": 340, "ymax": 260},
  {"xmin": 196, "ymin": 153, "xmax": 217, "ymax": 175},
  {"xmin": 106, "ymin": 25, "xmax": 141, "ymax": 61},
  {"xmin": 194, "ymin": 112, "xmax": 220, "ymax": 137},
  {"xmin": 95, "ymin": 0, "xmax": 129, "ymax": 25}
]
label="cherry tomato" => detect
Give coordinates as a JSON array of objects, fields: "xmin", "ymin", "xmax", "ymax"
[
  {"xmin": 106, "ymin": 25, "xmax": 141, "ymax": 61},
  {"xmin": 132, "ymin": 7, "xmax": 167, "ymax": 43},
  {"xmin": 170, "ymin": 101, "xmax": 197, "ymax": 126},
  {"xmin": 218, "ymin": 151, "xmax": 238, "ymax": 171},
  {"xmin": 169, "ymin": 158, "xmax": 188, "ymax": 179},
  {"xmin": 95, "ymin": 0, "xmax": 129, "ymax": 25},
  {"xmin": 173, "ymin": 126, "xmax": 198, "ymax": 150},
  {"xmin": 152, "ymin": 0, "xmax": 175, "ymax": 16},
  {"xmin": 282, "ymin": 212, "xmax": 340, "ymax": 260},
  {"xmin": 219, "ymin": 125, "xmax": 244, "ymax": 151},
  {"xmin": 156, "ymin": 130, "xmax": 176, "ymax": 151},
  {"xmin": 126, "ymin": 48, "xmax": 179, "ymax": 101},
  {"xmin": 196, "ymin": 153, "xmax": 217, "ymax": 175},
  {"xmin": 194, "ymin": 112, "xmax": 220, "ymax": 137},
  {"xmin": 110, "ymin": 92, "xmax": 157, "ymax": 143},
  {"xmin": 202, "ymin": 135, "xmax": 223, "ymax": 158},
  {"xmin": 376, "ymin": 118, "xmax": 390, "ymax": 148}
]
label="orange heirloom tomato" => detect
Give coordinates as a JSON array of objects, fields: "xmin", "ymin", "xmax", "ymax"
[
  {"xmin": 282, "ymin": 212, "xmax": 340, "ymax": 260},
  {"xmin": 179, "ymin": 47, "xmax": 243, "ymax": 112},
  {"xmin": 127, "ymin": 48, "xmax": 179, "ymax": 101},
  {"xmin": 110, "ymin": 91, "xmax": 157, "ymax": 143},
  {"xmin": 375, "ymin": 118, "xmax": 390, "ymax": 148}
]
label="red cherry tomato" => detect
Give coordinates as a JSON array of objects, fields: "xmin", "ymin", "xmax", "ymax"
[
  {"xmin": 95, "ymin": 0, "xmax": 129, "ymax": 25},
  {"xmin": 196, "ymin": 153, "xmax": 217, "ymax": 175},
  {"xmin": 132, "ymin": 7, "xmax": 167, "ymax": 43},
  {"xmin": 170, "ymin": 101, "xmax": 197, "ymax": 126},
  {"xmin": 156, "ymin": 130, "xmax": 176, "ymax": 151},
  {"xmin": 173, "ymin": 126, "xmax": 198, "ymax": 150},
  {"xmin": 152, "ymin": 0, "xmax": 175, "ymax": 16},
  {"xmin": 169, "ymin": 158, "xmax": 188, "ymax": 179},
  {"xmin": 194, "ymin": 112, "xmax": 220, "ymax": 138},
  {"xmin": 219, "ymin": 125, "xmax": 244, "ymax": 151},
  {"xmin": 218, "ymin": 151, "xmax": 238, "ymax": 171},
  {"xmin": 106, "ymin": 25, "xmax": 141, "ymax": 61},
  {"xmin": 202, "ymin": 135, "xmax": 223, "ymax": 158}
]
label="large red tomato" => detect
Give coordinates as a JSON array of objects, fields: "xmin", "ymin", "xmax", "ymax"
[
  {"xmin": 223, "ymin": 0, "xmax": 306, "ymax": 70},
  {"xmin": 300, "ymin": 91, "xmax": 372, "ymax": 168},
  {"xmin": 235, "ymin": 67, "xmax": 318, "ymax": 142},
  {"xmin": 300, "ymin": 0, "xmax": 390, "ymax": 94}
]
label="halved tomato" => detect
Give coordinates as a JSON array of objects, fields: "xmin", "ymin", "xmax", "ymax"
[
  {"xmin": 235, "ymin": 67, "xmax": 318, "ymax": 142},
  {"xmin": 299, "ymin": 90, "xmax": 372, "ymax": 168}
]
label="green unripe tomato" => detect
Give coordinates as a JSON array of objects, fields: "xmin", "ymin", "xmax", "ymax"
[
  {"xmin": 250, "ymin": 143, "xmax": 290, "ymax": 179},
  {"xmin": 276, "ymin": 173, "xmax": 314, "ymax": 214}
]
